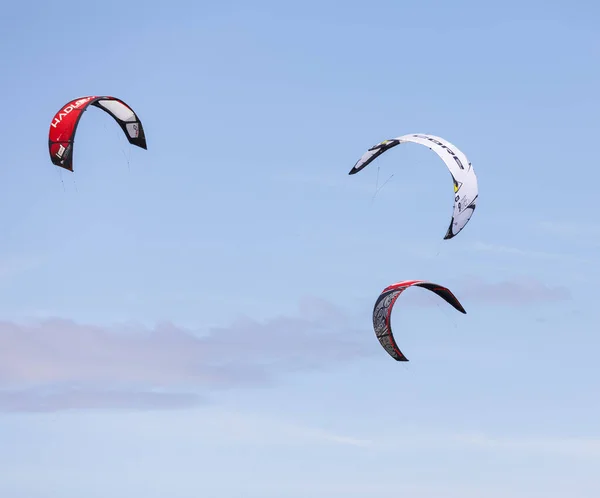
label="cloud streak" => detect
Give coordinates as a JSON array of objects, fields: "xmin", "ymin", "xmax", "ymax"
[
  {"xmin": 372, "ymin": 426, "xmax": 600, "ymax": 458},
  {"xmin": 396, "ymin": 276, "xmax": 570, "ymax": 308},
  {"xmin": 194, "ymin": 409, "xmax": 373, "ymax": 448},
  {"xmin": 472, "ymin": 241, "xmax": 585, "ymax": 262},
  {"xmin": 447, "ymin": 431, "xmax": 600, "ymax": 457},
  {"xmin": 0, "ymin": 386, "xmax": 201, "ymax": 412},
  {"xmin": 0, "ymin": 297, "xmax": 370, "ymax": 412},
  {"xmin": 538, "ymin": 220, "xmax": 600, "ymax": 242},
  {"xmin": 457, "ymin": 276, "xmax": 571, "ymax": 305},
  {"xmin": 0, "ymin": 254, "xmax": 43, "ymax": 281}
]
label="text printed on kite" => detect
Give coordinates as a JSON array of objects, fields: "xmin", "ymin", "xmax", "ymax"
[
  {"xmin": 48, "ymin": 96, "xmax": 147, "ymax": 172},
  {"xmin": 349, "ymin": 133, "xmax": 479, "ymax": 240},
  {"xmin": 372, "ymin": 280, "xmax": 466, "ymax": 362}
]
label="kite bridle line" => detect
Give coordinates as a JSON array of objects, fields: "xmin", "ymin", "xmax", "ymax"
[
  {"xmin": 53, "ymin": 161, "xmax": 66, "ymax": 193},
  {"xmin": 370, "ymin": 165, "xmax": 395, "ymax": 206},
  {"xmin": 104, "ymin": 119, "xmax": 133, "ymax": 175}
]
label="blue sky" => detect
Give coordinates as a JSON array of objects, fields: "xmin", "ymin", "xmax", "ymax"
[{"xmin": 1, "ymin": 0, "xmax": 599, "ymax": 496}]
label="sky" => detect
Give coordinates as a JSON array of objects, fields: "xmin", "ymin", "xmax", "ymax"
[{"xmin": 1, "ymin": 0, "xmax": 599, "ymax": 496}]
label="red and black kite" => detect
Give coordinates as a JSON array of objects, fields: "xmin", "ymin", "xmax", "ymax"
[
  {"xmin": 48, "ymin": 96, "xmax": 147, "ymax": 171},
  {"xmin": 372, "ymin": 280, "xmax": 466, "ymax": 361}
]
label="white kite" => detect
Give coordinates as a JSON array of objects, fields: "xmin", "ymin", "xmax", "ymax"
[{"xmin": 349, "ymin": 133, "xmax": 479, "ymax": 239}]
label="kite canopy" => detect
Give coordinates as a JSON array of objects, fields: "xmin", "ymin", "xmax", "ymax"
[
  {"xmin": 372, "ymin": 280, "xmax": 466, "ymax": 362},
  {"xmin": 48, "ymin": 96, "xmax": 147, "ymax": 171},
  {"xmin": 349, "ymin": 133, "xmax": 479, "ymax": 240}
]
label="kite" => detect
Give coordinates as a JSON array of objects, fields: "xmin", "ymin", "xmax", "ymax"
[
  {"xmin": 48, "ymin": 96, "xmax": 147, "ymax": 171},
  {"xmin": 349, "ymin": 133, "xmax": 478, "ymax": 239},
  {"xmin": 372, "ymin": 280, "xmax": 466, "ymax": 361}
]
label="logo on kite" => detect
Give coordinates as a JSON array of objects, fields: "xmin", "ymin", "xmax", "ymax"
[
  {"xmin": 56, "ymin": 144, "xmax": 66, "ymax": 159},
  {"xmin": 74, "ymin": 98, "xmax": 91, "ymax": 106},
  {"xmin": 453, "ymin": 179, "xmax": 463, "ymax": 193}
]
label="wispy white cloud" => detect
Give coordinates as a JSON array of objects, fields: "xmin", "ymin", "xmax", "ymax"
[
  {"xmin": 538, "ymin": 220, "xmax": 600, "ymax": 243},
  {"xmin": 0, "ymin": 298, "xmax": 371, "ymax": 412},
  {"xmin": 25, "ymin": 406, "xmax": 373, "ymax": 449},
  {"xmin": 457, "ymin": 275, "xmax": 571, "ymax": 305},
  {"xmin": 372, "ymin": 426, "xmax": 600, "ymax": 458},
  {"xmin": 0, "ymin": 386, "xmax": 201, "ymax": 412},
  {"xmin": 190, "ymin": 409, "xmax": 373, "ymax": 448},
  {"xmin": 195, "ymin": 413, "xmax": 600, "ymax": 456},
  {"xmin": 396, "ymin": 275, "xmax": 570, "ymax": 308},
  {"xmin": 0, "ymin": 254, "xmax": 43, "ymax": 280},
  {"xmin": 472, "ymin": 241, "xmax": 585, "ymax": 262},
  {"xmin": 446, "ymin": 431, "xmax": 600, "ymax": 457}
]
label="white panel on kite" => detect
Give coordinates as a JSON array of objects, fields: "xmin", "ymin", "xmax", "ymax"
[{"xmin": 97, "ymin": 99, "xmax": 136, "ymax": 122}]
